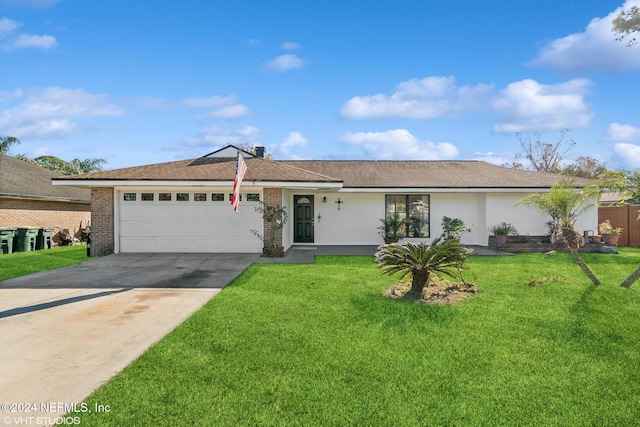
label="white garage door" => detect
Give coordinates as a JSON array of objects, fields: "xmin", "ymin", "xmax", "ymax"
[{"xmin": 117, "ymin": 189, "xmax": 263, "ymax": 253}]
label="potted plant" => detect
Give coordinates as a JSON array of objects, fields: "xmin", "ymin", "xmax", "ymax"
[
  {"xmin": 378, "ymin": 213, "xmax": 405, "ymax": 244},
  {"xmin": 599, "ymin": 220, "xmax": 623, "ymax": 246},
  {"xmin": 489, "ymin": 222, "xmax": 518, "ymax": 246}
]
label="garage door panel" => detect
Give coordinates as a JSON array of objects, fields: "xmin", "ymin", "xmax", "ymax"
[{"xmin": 118, "ymin": 191, "xmax": 262, "ymax": 253}]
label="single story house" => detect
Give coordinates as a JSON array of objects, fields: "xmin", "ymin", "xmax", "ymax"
[
  {"xmin": 52, "ymin": 145, "xmax": 597, "ymax": 256},
  {"xmin": 0, "ymin": 153, "xmax": 91, "ymax": 242}
]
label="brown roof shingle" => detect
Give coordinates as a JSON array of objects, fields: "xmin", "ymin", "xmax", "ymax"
[
  {"xmin": 281, "ymin": 160, "xmax": 590, "ymax": 188},
  {"xmin": 55, "ymin": 156, "xmax": 342, "ymax": 183},
  {"xmin": 0, "ymin": 154, "xmax": 90, "ymax": 202},
  {"xmin": 53, "ymin": 152, "xmax": 591, "ymax": 189}
]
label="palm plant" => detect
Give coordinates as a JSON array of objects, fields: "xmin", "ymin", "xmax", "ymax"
[
  {"xmin": 517, "ymin": 180, "xmax": 600, "ymax": 285},
  {"xmin": 0, "ymin": 135, "xmax": 20, "ymax": 154},
  {"xmin": 375, "ymin": 240, "xmax": 469, "ymax": 294}
]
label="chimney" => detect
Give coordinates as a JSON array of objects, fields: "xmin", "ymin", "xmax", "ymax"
[{"xmin": 255, "ymin": 146, "xmax": 266, "ymax": 158}]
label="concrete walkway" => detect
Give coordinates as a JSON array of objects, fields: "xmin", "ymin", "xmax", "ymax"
[{"xmin": 0, "ymin": 253, "xmax": 258, "ymax": 420}]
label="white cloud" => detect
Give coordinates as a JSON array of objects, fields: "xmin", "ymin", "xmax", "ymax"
[
  {"xmin": 472, "ymin": 151, "xmax": 516, "ymax": 166},
  {"xmin": 279, "ymin": 131, "xmax": 308, "ymax": 154},
  {"xmin": 0, "ymin": 17, "xmax": 56, "ymax": 50},
  {"xmin": 0, "ymin": 18, "xmax": 20, "ymax": 37},
  {"xmin": 182, "ymin": 95, "xmax": 251, "ymax": 120},
  {"xmin": 613, "ymin": 143, "xmax": 640, "ymax": 167},
  {"xmin": 605, "ymin": 122, "xmax": 640, "ymax": 142},
  {"xmin": 280, "ymin": 41, "xmax": 300, "ymax": 50},
  {"xmin": 10, "ymin": 33, "xmax": 56, "ymax": 49},
  {"xmin": 340, "ymin": 75, "xmax": 591, "ymax": 133},
  {"xmin": 198, "ymin": 125, "xmax": 261, "ymax": 146},
  {"xmin": 491, "ymin": 78, "xmax": 593, "ymax": 133},
  {"xmin": 265, "ymin": 54, "xmax": 305, "ymax": 72},
  {"xmin": 339, "ymin": 129, "xmax": 459, "ymax": 160},
  {"xmin": 206, "ymin": 104, "xmax": 251, "ymax": 120},
  {"xmin": 529, "ymin": 0, "xmax": 640, "ymax": 72},
  {"xmin": 0, "ymin": 87, "xmax": 124, "ymax": 139},
  {"xmin": 339, "ymin": 76, "xmax": 493, "ymax": 119}
]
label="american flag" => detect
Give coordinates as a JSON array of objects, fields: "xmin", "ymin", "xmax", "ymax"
[{"xmin": 231, "ymin": 151, "xmax": 247, "ymax": 212}]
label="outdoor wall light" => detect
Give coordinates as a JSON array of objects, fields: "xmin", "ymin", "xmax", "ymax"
[{"xmin": 322, "ymin": 196, "xmax": 327, "ymax": 203}]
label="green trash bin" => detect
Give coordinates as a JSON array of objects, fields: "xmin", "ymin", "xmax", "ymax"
[
  {"xmin": 0, "ymin": 227, "xmax": 17, "ymax": 254},
  {"xmin": 37, "ymin": 227, "xmax": 54, "ymax": 250},
  {"xmin": 15, "ymin": 227, "xmax": 39, "ymax": 252}
]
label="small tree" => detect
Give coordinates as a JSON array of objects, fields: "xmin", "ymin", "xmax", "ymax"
[
  {"xmin": 251, "ymin": 202, "xmax": 288, "ymax": 257},
  {"xmin": 375, "ymin": 240, "xmax": 469, "ymax": 294},
  {"xmin": 32, "ymin": 155, "xmax": 107, "ymax": 175},
  {"xmin": 440, "ymin": 216, "xmax": 473, "ymax": 241},
  {"xmin": 509, "ymin": 129, "xmax": 575, "ymax": 174},
  {"xmin": 518, "ymin": 180, "xmax": 600, "ymax": 285},
  {"xmin": 593, "ymin": 169, "xmax": 640, "ymax": 287},
  {"xmin": 0, "ymin": 135, "xmax": 20, "ymax": 154},
  {"xmin": 613, "ymin": 5, "xmax": 640, "ymax": 46}
]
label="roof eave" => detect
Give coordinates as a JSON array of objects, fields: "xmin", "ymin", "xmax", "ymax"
[
  {"xmin": 52, "ymin": 179, "xmax": 343, "ymax": 189},
  {"xmin": 0, "ymin": 192, "xmax": 90, "ymax": 203}
]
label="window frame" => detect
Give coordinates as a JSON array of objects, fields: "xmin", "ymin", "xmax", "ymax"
[{"xmin": 384, "ymin": 194, "xmax": 430, "ymax": 238}]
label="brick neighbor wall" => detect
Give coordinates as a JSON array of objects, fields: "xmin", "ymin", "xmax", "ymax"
[
  {"xmin": 262, "ymin": 188, "xmax": 283, "ymax": 249},
  {"xmin": 90, "ymin": 187, "xmax": 114, "ymax": 256},
  {"xmin": 0, "ymin": 197, "xmax": 90, "ymax": 245}
]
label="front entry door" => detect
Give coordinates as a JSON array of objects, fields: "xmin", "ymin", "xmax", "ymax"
[{"xmin": 294, "ymin": 195, "xmax": 314, "ymax": 243}]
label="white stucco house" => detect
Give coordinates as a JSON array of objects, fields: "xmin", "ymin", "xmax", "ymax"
[{"xmin": 53, "ymin": 145, "xmax": 597, "ymax": 256}]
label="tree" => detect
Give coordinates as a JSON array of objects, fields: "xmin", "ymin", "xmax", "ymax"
[
  {"xmin": 375, "ymin": 240, "xmax": 469, "ymax": 294},
  {"xmin": 613, "ymin": 5, "xmax": 640, "ymax": 46},
  {"xmin": 560, "ymin": 156, "xmax": 608, "ymax": 179},
  {"xmin": 517, "ymin": 180, "xmax": 601, "ymax": 285},
  {"xmin": 592, "ymin": 169, "xmax": 640, "ymax": 288},
  {"xmin": 30, "ymin": 155, "xmax": 106, "ymax": 175},
  {"xmin": 594, "ymin": 169, "xmax": 640, "ymax": 205},
  {"xmin": 507, "ymin": 129, "xmax": 608, "ymax": 179},
  {"xmin": 0, "ymin": 136, "xmax": 20, "ymax": 154},
  {"xmin": 510, "ymin": 129, "xmax": 575, "ymax": 174}
]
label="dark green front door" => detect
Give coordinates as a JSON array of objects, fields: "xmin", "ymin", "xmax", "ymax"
[{"xmin": 294, "ymin": 195, "xmax": 314, "ymax": 243}]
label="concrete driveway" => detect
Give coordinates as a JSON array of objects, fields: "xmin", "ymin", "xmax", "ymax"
[{"xmin": 0, "ymin": 253, "xmax": 258, "ymax": 420}]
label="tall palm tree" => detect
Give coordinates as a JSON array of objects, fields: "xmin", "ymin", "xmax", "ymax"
[
  {"xmin": 32, "ymin": 155, "xmax": 106, "ymax": 175},
  {"xmin": 518, "ymin": 180, "xmax": 601, "ymax": 285},
  {"xmin": 0, "ymin": 136, "xmax": 20, "ymax": 154},
  {"xmin": 375, "ymin": 239, "xmax": 469, "ymax": 294}
]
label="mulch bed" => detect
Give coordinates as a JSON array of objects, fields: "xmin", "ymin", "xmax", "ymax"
[{"xmin": 384, "ymin": 279, "xmax": 480, "ymax": 304}]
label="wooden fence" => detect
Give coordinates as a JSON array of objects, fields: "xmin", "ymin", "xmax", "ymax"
[{"xmin": 598, "ymin": 205, "xmax": 640, "ymax": 248}]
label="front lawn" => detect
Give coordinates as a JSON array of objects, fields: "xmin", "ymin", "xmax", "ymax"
[
  {"xmin": 0, "ymin": 245, "xmax": 90, "ymax": 281},
  {"xmin": 81, "ymin": 251, "xmax": 640, "ymax": 426}
]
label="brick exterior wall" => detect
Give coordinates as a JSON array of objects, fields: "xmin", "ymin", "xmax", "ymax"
[
  {"xmin": 90, "ymin": 187, "xmax": 114, "ymax": 256},
  {"xmin": 0, "ymin": 197, "xmax": 90, "ymax": 246},
  {"xmin": 263, "ymin": 188, "xmax": 283, "ymax": 249}
]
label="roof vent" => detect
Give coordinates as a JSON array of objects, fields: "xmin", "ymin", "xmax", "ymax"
[{"xmin": 255, "ymin": 146, "xmax": 266, "ymax": 158}]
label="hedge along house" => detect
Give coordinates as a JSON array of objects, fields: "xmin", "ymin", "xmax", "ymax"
[
  {"xmin": 52, "ymin": 145, "xmax": 597, "ymax": 257},
  {"xmin": 0, "ymin": 153, "xmax": 91, "ymax": 240}
]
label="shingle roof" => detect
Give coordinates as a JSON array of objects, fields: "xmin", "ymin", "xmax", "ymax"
[
  {"xmin": 54, "ymin": 156, "xmax": 342, "ymax": 183},
  {"xmin": 52, "ymin": 151, "xmax": 591, "ymax": 189},
  {"xmin": 280, "ymin": 160, "xmax": 590, "ymax": 188},
  {"xmin": 0, "ymin": 154, "xmax": 90, "ymax": 202}
]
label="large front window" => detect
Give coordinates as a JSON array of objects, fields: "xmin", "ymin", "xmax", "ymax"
[{"xmin": 385, "ymin": 195, "xmax": 430, "ymax": 238}]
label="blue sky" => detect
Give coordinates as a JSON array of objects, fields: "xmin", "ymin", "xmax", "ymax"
[{"xmin": 1, "ymin": 0, "xmax": 639, "ymax": 170}]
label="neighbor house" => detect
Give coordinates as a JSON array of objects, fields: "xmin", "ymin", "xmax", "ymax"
[
  {"xmin": 52, "ymin": 145, "xmax": 597, "ymax": 256},
  {"xmin": 0, "ymin": 153, "xmax": 91, "ymax": 241}
]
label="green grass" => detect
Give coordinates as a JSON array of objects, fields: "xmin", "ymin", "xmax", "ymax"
[
  {"xmin": 77, "ymin": 250, "xmax": 640, "ymax": 426},
  {"xmin": 0, "ymin": 245, "xmax": 91, "ymax": 281}
]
